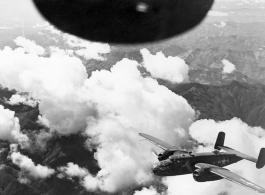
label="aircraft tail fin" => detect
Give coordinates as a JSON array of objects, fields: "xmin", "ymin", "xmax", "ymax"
[
  {"xmin": 214, "ymin": 132, "xmax": 225, "ymax": 150},
  {"xmin": 256, "ymin": 148, "xmax": 265, "ymax": 169}
]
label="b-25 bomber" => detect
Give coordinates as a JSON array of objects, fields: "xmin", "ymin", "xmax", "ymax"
[{"xmin": 139, "ymin": 132, "xmax": 265, "ymax": 193}]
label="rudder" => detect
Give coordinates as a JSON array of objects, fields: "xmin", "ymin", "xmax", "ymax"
[
  {"xmin": 256, "ymin": 148, "xmax": 265, "ymax": 169},
  {"xmin": 214, "ymin": 132, "xmax": 225, "ymax": 150}
]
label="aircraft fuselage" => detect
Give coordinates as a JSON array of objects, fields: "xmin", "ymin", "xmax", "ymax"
[{"xmin": 152, "ymin": 151, "xmax": 242, "ymax": 176}]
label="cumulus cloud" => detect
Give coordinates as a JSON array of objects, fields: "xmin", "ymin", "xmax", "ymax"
[
  {"xmin": 58, "ymin": 163, "xmax": 88, "ymax": 178},
  {"xmin": 133, "ymin": 187, "xmax": 158, "ymax": 195},
  {"xmin": 208, "ymin": 11, "xmax": 229, "ymax": 17},
  {"xmin": 0, "ymin": 46, "xmax": 92, "ymax": 134},
  {"xmin": 0, "ymin": 40, "xmax": 195, "ymax": 192},
  {"xmin": 162, "ymin": 118, "xmax": 265, "ymax": 195},
  {"xmin": 82, "ymin": 173, "xmax": 100, "ymax": 191},
  {"xmin": 7, "ymin": 94, "xmax": 38, "ymax": 107},
  {"xmin": 78, "ymin": 58, "xmax": 195, "ymax": 192},
  {"xmin": 0, "ymin": 34, "xmax": 197, "ymax": 192},
  {"xmin": 222, "ymin": 59, "xmax": 236, "ymax": 73},
  {"xmin": 140, "ymin": 49, "xmax": 189, "ymax": 83},
  {"xmin": 14, "ymin": 37, "xmax": 45, "ymax": 55},
  {"xmin": 0, "ymin": 105, "xmax": 28, "ymax": 142},
  {"xmin": 10, "ymin": 145, "xmax": 55, "ymax": 179}
]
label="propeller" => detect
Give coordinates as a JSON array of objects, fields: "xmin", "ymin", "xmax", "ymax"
[{"xmin": 151, "ymin": 148, "xmax": 160, "ymax": 157}]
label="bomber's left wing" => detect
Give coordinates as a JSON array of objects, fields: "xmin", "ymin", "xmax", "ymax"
[
  {"xmin": 195, "ymin": 163, "xmax": 265, "ymax": 193},
  {"xmin": 139, "ymin": 133, "xmax": 175, "ymax": 151}
]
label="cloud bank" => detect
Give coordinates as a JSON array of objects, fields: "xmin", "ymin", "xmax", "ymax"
[
  {"xmin": 0, "ymin": 45, "xmax": 91, "ymax": 134},
  {"xmin": 0, "ymin": 105, "xmax": 27, "ymax": 142},
  {"xmin": 0, "ymin": 37, "xmax": 195, "ymax": 191},
  {"xmin": 80, "ymin": 58, "xmax": 195, "ymax": 192},
  {"xmin": 14, "ymin": 37, "xmax": 45, "ymax": 56}
]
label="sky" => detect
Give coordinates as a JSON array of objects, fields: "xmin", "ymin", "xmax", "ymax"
[{"xmin": 0, "ymin": 0, "xmax": 44, "ymax": 26}]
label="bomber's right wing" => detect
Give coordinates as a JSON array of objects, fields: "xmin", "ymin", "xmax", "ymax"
[
  {"xmin": 139, "ymin": 133, "xmax": 177, "ymax": 151},
  {"xmin": 196, "ymin": 163, "xmax": 265, "ymax": 193}
]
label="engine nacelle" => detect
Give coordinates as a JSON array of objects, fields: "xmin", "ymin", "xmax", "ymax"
[
  {"xmin": 193, "ymin": 169, "xmax": 223, "ymax": 182},
  {"xmin": 158, "ymin": 150, "xmax": 175, "ymax": 161}
]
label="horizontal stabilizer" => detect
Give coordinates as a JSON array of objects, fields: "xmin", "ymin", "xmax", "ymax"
[
  {"xmin": 257, "ymin": 148, "xmax": 265, "ymax": 169},
  {"xmin": 219, "ymin": 146, "xmax": 257, "ymax": 163}
]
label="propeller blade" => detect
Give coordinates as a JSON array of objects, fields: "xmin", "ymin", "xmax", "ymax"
[{"xmin": 151, "ymin": 148, "xmax": 159, "ymax": 156}]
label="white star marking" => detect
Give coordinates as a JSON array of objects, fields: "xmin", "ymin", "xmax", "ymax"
[{"xmin": 221, "ymin": 159, "xmax": 226, "ymax": 165}]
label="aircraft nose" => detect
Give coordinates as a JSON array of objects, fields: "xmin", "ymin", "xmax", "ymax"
[
  {"xmin": 152, "ymin": 167, "xmax": 157, "ymax": 174},
  {"xmin": 152, "ymin": 164, "xmax": 159, "ymax": 175}
]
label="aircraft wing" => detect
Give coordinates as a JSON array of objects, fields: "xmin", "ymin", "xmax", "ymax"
[
  {"xmin": 195, "ymin": 163, "xmax": 265, "ymax": 193},
  {"xmin": 139, "ymin": 133, "xmax": 176, "ymax": 151}
]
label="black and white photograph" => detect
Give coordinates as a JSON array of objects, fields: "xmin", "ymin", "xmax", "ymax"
[{"xmin": 0, "ymin": 0, "xmax": 265, "ymax": 194}]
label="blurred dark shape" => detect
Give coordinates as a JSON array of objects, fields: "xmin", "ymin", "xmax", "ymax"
[{"xmin": 32, "ymin": 0, "xmax": 214, "ymax": 44}]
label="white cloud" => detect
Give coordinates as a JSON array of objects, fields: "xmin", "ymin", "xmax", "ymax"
[
  {"xmin": 63, "ymin": 34, "xmax": 110, "ymax": 61},
  {"xmin": 80, "ymin": 58, "xmax": 195, "ymax": 192},
  {"xmin": 0, "ymin": 37, "xmax": 196, "ymax": 192},
  {"xmin": 57, "ymin": 162, "xmax": 101, "ymax": 191},
  {"xmin": 141, "ymin": 49, "xmax": 189, "ymax": 83},
  {"xmin": 0, "ymin": 46, "xmax": 90, "ymax": 134},
  {"xmin": 214, "ymin": 22, "xmax": 227, "ymax": 28},
  {"xmin": 133, "ymin": 187, "xmax": 158, "ymax": 195},
  {"xmin": 74, "ymin": 44, "xmax": 110, "ymax": 61},
  {"xmin": 14, "ymin": 37, "xmax": 45, "ymax": 56},
  {"xmin": 82, "ymin": 174, "xmax": 100, "ymax": 191},
  {"xmin": 58, "ymin": 163, "xmax": 88, "ymax": 178},
  {"xmin": 208, "ymin": 11, "xmax": 229, "ymax": 17},
  {"xmin": 7, "ymin": 94, "xmax": 38, "ymax": 107},
  {"xmin": 10, "ymin": 150, "xmax": 55, "ymax": 179},
  {"xmin": 0, "ymin": 105, "xmax": 27, "ymax": 142},
  {"xmin": 222, "ymin": 59, "xmax": 236, "ymax": 73}
]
